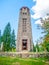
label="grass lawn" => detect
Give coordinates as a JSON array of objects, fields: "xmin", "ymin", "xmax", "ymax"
[{"xmin": 0, "ymin": 56, "xmax": 49, "ymax": 65}]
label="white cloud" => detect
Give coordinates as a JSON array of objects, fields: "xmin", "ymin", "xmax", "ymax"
[
  {"xmin": 31, "ymin": 13, "xmax": 41, "ymax": 19},
  {"xmin": 31, "ymin": 0, "xmax": 49, "ymax": 24},
  {"xmin": 35, "ymin": 19, "xmax": 42, "ymax": 26}
]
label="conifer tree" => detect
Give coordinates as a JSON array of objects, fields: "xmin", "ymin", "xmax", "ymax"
[
  {"xmin": 3, "ymin": 22, "xmax": 11, "ymax": 51},
  {"xmin": 0, "ymin": 30, "xmax": 1, "ymax": 45},
  {"xmin": 11, "ymin": 29, "xmax": 16, "ymax": 50}
]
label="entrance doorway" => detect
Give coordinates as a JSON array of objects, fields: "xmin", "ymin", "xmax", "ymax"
[{"xmin": 22, "ymin": 39, "xmax": 27, "ymax": 50}]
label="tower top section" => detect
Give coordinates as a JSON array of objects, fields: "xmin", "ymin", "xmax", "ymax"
[{"xmin": 20, "ymin": 6, "xmax": 29, "ymax": 11}]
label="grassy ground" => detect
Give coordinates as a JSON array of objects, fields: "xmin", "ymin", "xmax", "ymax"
[{"xmin": 0, "ymin": 56, "xmax": 49, "ymax": 65}]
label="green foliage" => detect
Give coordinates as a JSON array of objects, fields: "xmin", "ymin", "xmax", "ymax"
[
  {"xmin": 2, "ymin": 22, "xmax": 16, "ymax": 51},
  {"xmin": 35, "ymin": 40, "xmax": 39, "ymax": 52},
  {"xmin": 11, "ymin": 30, "xmax": 16, "ymax": 50},
  {"xmin": 3, "ymin": 22, "xmax": 11, "ymax": 51},
  {"xmin": 36, "ymin": 43, "xmax": 39, "ymax": 52},
  {"xmin": 0, "ymin": 22, "xmax": 16, "ymax": 51},
  {"xmin": 39, "ymin": 45, "xmax": 44, "ymax": 52},
  {"xmin": 39, "ymin": 17, "xmax": 49, "ymax": 52},
  {"xmin": 33, "ymin": 44, "xmax": 36, "ymax": 52},
  {"xmin": 0, "ymin": 30, "xmax": 1, "ymax": 44},
  {"xmin": 0, "ymin": 30, "xmax": 1, "ymax": 50}
]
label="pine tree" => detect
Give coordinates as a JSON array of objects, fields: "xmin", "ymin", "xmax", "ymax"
[
  {"xmin": 0, "ymin": 30, "xmax": 1, "ymax": 45},
  {"xmin": 0, "ymin": 30, "xmax": 1, "ymax": 49},
  {"xmin": 11, "ymin": 29, "xmax": 16, "ymax": 50},
  {"xmin": 3, "ymin": 22, "xmax": 11, "ymax": 51}
]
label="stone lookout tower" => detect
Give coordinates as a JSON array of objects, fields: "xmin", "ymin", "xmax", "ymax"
[{"xmin": 17, "ymin": 7, "xmax": 33, "ymax": 52}]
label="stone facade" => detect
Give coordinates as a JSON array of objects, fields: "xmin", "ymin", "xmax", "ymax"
[{"xmin": 16, "ymin": 7, "xmax": 33, "ymax": 52}]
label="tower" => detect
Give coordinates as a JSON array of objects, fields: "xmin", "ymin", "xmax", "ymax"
[{"xmin": 17, "ymin": 7, "xmax": 33, "ymax": 52}]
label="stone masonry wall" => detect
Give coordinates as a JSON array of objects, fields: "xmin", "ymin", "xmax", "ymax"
[{"xmin": 0, "ymin": 52, "xmax": 49, "ymax": 58}]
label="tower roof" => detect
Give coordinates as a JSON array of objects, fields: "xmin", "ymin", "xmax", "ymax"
[{"xmin": 20, "ymin": 6, "xmax": 29, "ymax": 11}]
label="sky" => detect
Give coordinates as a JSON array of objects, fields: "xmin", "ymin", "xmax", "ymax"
[{"xmin": 0, "ymin": 0, "xmax": 49, "ymax": 44}]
